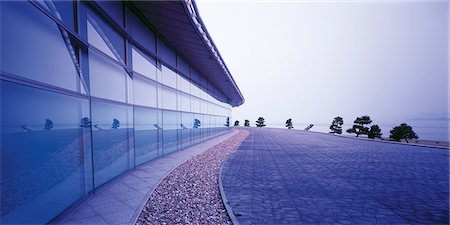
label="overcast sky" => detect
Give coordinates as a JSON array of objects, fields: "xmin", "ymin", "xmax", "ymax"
[{"xmin": 196, "ymin": 0, "xmax": 449, "ymax": 125}]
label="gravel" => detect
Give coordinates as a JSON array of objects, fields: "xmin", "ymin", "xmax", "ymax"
[{"xmin": 136, "ymin": 130, "xmax": 250, "ymax": 225}]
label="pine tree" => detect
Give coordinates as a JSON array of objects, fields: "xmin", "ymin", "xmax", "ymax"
[
  {"xmin": 255, "ymin": 117, "xmax": 266, "ymax": 127},
  {"xmin": 244, "ymin": 120, "xmax": 250, "ymax": 127},
  {"xmin": 44, "ymin": 119, "xmax": 53, "ymax": 130},
  {"xmin": 112, "ymin": 119, "xmax": 120, "ymax": 129},
  {"xmin": 389, "ymin": 123, "xmax": 418, "ymax": 143},
  {"xmin": 234, "ymin": 120, "xmax": 240, "ymax": 126},
  {"xmin": 329, "ymin": 116, "xmax": 343, "ymax": 134},
  {"xmin": 368, "ymin": 125, "xmax": 382, "ymax": 139},
  {"xmin": 285, "ymin": 118, "xmax": 293, "ymax": 129},
  {"xmin": 346, "ymin": 115, "xmax": 372, "ymax": 137},
  {"xmin": 194, "ymin": 118, "xmax": 201, "ymax": 128}
]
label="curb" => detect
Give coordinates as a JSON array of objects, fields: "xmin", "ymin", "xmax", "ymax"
[
  {"xmin": 219, "ymin": 164, "xmax": 240, "ymax": 225},
  {"xmin": 218, "ymin": 130, "xmax": 250, "ymax": 225}
]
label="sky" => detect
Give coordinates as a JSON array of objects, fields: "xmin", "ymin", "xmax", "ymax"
[{"xmin": 196, "ymin": 0, "xmax": 449, "ymax": 126}]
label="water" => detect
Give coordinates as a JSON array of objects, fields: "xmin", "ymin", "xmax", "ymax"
[{"xmin": 265, "ymin": 120, "xmax": 450, "ymax": 142}]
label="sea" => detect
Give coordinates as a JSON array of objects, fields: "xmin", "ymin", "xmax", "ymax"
[{"xmin": 265, "ymin": 120, "xmax": 450, "ymax": 142}]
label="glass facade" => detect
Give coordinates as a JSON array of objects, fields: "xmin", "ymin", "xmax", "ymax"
[{"xmin": 0, "ymin": 1, "xmax": 233, "ymax": 224}]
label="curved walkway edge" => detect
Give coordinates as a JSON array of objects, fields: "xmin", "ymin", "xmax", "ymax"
[{"xmin": 53, "ymin": 129, "xmax": 239, "ymax": 225}]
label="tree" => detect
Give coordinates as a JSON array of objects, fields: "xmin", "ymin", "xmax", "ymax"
[
  {"xmin": 305, "ymin": 124, "xmax": 314, "ymax": 131},
  {"xmin": 194, "ymin": 118, "xmax": 201, "ymax": 128},
  {"xmin": 244, "ymin": 120, "xmax": 250, "ymax": 127},
  {"xmin": 346, "ymin": 115, "xmax": 372, "ymax": 137},
  {"xmin": 389, "ymin": 123, "xmax": 418, "ymax": 143},
  {"xmin": 255, "ymin": 117, "xmax": 266, "ymax": 127},
  {"xmin": 80, "ymin": 117, "xmax": 91, "ymax": 128},
  {"xmin": 44, "ymin": 119, "xmax": 53, "ymax": 130},
  {"xmin": 112, "ymin": 119, "xmax": 120, "ymax": 129},
  {"xmin": 234, "ymin": 120, "xmax": 240, "ymax": 126},
  {"xmin": 285, "ymin": 118, "xmax": 293, "ymax": 129},
  {"xmin": 368, "ymin": 125, "xmax": 382, "ymax": 139},
  {"xmin": 329, "ymin": 116, "xmax": 343, "ymax": 134}
]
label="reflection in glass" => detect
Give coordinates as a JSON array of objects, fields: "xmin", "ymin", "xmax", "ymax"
[
  {"xmin": 161, "ymin": 65, "xmax": 177, "ymax": 89},
  {"xmin": 135, "ymin": 107, "xmax": 161, "ymax": 166},
  {"xmin": 132, "ymin": 47, "xmax": 157, "ymax": 80},
  {"xmin": 161, "ymin": 87, "xmax": 177, "ymax": 110},
  {"xmin": 89, "ymin": 50, "xmax": 127, "ymax": 102},
  {"xmin": 133, "ymin": 77, "xmax": 157, "ymax": 107},
  {"xmin": 162, "ymin": 111, "xmax": 179, "ymax": 155},
  {"xmin": 192, "ymin": 114, "xmax": 203, "ymax": 145},
  {"xmin": 0, "ymin": 81, "xmax": 90, "ymax": 224},
  {"xmin": 91, "ymin": 101, "xmax": 133, "ymax": 188},
  {"xmin": 181, "ymin": 113, "xmax": 193, "ymax": 149},
  {"xmin": 0, "ymin": 1, "xmax": 78, "ymax": 91}
]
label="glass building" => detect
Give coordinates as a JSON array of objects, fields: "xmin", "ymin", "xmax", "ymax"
[{"xmin": 0, "ymin": 1, "xmax": 244, "ymax": 224}]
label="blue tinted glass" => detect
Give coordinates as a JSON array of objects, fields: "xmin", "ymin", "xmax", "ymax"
[
  {"xmin": 0, "ymin": 1, "xmax": 78, "ymax": 91},
  {"xmin": 53, "ymin": 1, "xmax": 75, "ymax": 31},
  {"xmin": 134, "ymin": 77, "xmax": 158, "ymax": 107},
  {"xmin": 127, "ymin": 8, "xmax": 156, "ymax": 54},
  {"xmin": 89, "ymin": 50, "xmax": 127, "ymax": 102},
  {"xmin": 181, "ymin": 112, "xmax": 193, "ymax": 149},
  {"xmin": 177, "ymin": 55, "xmax": 190, "ymax": 77},
  {"xmin": 87, "ymin": 9, "xmax": 125, "ymax": 61},
  {"xmin": 135, "ymin": 107, "xmax": 160, "ymax": 166},
  {"xmin": 91, "ymin": 101, "xmax": 133, "ymax": 188},
  {"xmin": 192, "ymin": 114, "xmax": 203, "ymax": 145},
  {"xmin": 162, "ymin": 111, "xmax": 180, "ymax": 155},
  {"xmin": 0, "ymin": 81, "xmax": 90, "ymax": 224},
  {"xmin": 157, "ymin": 38, "xmax": 176, "ymax": 68},
  {"xmin": 97, "ymin": 1, "xmax": 123, "ymax": 27}
]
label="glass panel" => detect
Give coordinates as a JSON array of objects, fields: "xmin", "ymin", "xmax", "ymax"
[
  {"xmin": 126, "ymin": 7, "xmax": 156, "ymax": 54},
  {"xmin": 135, "ymin": 107, "xmax": 160, "ymax": 166},
  {"xmin": 134, "ymin": 77, "xmax": 157, "ymax": 108},
  {"xmin": 179, "ymin": 93, "xmax": 191, "ymax": 112},
  {"xmin": 161, "ymin": 87, "xmax": 177, "ymax": 110},
  {"xmin": 97, "ymin": 1, "xmax": 123, "ymax": 27},
  {"xmin": 162, "ymin": 111, "xmax": 179, "ymax": 155},
  {"xmin": 0, "ymin": 81, "xmax": 90, "ymax": 224},
  {"xmin": 89, "ymin": 50, "xmax": 127, "ymax": 102},
  {"xmin": 0, "ymin": 1, "xmax": 78, "ymax": 91},
  {"xmin": 192, "ymin": 97, "xmax": 201, "ymax": 113},
  {"xmin": 201, "ymin": 100, "xmax": 208, "ymax": 114},
  {"xmin": 178, "ymin": 75, "xmax": 191, "ymax": 94},
  {"xmin": 91, "ymin": 101, "xmax": 133, "ymax": 188},
  {"xmin": 87, "ymin": 9, "xmax": 125, "ymax": 62},
  {"xmin": 157, "ymin": 38, "xmax": 176, "ymax": 68},
  {"xmin": 192, "ymin": 114, "xmax": 202, "ymax": 145},
  {"xmin": 132, "ymin": 47, "xmax": 157, "ymax": 80},
  {"xmin": 161, "ymin": 65, "xmax": 177, "ymax": 89},
  {"xmin": 181, "ymin": 112, "xmax": 193, "ymax": 149},
  {"xmin": 177, "ymin": 55, "xmax": 190, "ymax": 77}
]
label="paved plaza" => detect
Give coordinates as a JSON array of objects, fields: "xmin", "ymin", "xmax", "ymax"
[{"xmin": 221, "ymin": 128, "xmax": 449, "ymax": 224}]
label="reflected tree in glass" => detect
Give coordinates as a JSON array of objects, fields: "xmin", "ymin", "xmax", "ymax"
[
  {"xmin": 80, "ymin": 117, "xmax": 91, "ymax": 128},
  {"xmin": 44, "ymin": 119, "xmax": 53, "ymax": 130},
  {"xmin": 112, "ymin": 118, "xmax": 120, "ymax": 129},
  {"xmin": 194, "ymin": 118, "xmax": 201, "ymax": 128}
]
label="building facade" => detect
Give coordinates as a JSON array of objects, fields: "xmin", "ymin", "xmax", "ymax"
[{"xmin": 0, "ymin": 1, "xmax": 244, "ymax": 224}]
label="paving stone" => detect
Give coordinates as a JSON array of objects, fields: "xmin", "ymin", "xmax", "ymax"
[{"xmin": 221, "ymin": 128, "xmax": 449, "ymax": 224}]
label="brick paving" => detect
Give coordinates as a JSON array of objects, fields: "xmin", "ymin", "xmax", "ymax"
[{"xmin": 221, "ymin": 128, "xmax": 449, "ymax": 224}]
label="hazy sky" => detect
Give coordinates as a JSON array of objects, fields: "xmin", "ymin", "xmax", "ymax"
[{"xmin": 196, "ymin": 0, "xmax": 449, "ymax": 125}]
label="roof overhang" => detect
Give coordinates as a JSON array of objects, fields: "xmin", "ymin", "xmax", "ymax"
[{"xmin": 132, "ymin": 0, "xmax": 244, "ymax": 107}]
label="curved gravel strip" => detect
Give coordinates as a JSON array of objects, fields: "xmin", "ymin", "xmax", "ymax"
[{"xmin": 136, "ymin": 130, "xmax": 250, "ymax": 224}]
